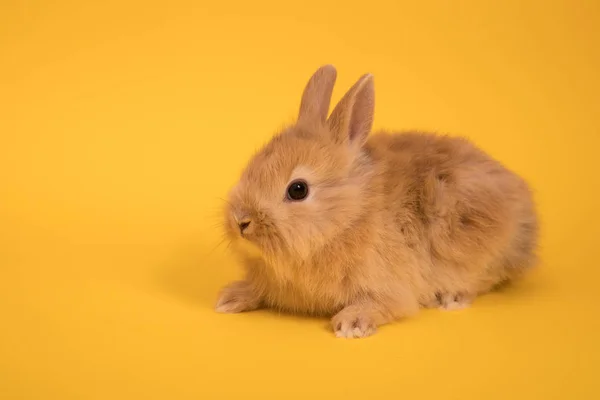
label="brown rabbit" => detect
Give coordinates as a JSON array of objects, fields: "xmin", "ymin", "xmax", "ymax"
[{"xmin": 215, "ymin": 65, "xmax": 538, "ymax": 338}]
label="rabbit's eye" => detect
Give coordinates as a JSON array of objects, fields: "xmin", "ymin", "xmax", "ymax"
[{"xmin": 286, "ymin": 180, "xmax": 309, "ymax": 201}]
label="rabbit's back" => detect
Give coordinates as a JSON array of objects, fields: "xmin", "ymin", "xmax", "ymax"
[{"xmin": 366, "ymin": 132, "xmax": 539, "ymax": 299}]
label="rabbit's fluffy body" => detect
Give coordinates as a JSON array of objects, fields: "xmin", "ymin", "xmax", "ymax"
[{"xmin": 215, "ymin": 66, "xmax": 538, "ymax": 338}]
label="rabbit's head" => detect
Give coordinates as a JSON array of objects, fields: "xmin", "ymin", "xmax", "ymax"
[{"xmin": 225, "ymin": 66, "xmax": 376, "ymax": 266}]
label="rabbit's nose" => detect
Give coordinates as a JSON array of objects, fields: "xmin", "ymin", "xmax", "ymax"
[{"xmin": 238, "ymin": 218, "xmax": 252, "ymax": 234}]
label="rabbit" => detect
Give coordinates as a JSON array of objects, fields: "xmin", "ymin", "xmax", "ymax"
[{"xmin": 215, "ymin": 65, "xmax": 539, "ymax": 338}]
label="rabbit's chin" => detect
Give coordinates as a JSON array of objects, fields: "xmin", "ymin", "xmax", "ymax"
[{"xmin": 233, "ymin": 237, "xmax": 264, "ymax": 260}]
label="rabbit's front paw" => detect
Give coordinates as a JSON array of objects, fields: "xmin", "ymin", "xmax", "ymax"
[
  {"xmin": 331, "ymin": 308, "xmax": 377, "ymax": 339},
  {"xmin": 215, "ymin": 281, "xmax": 261, "ymax": 313}
]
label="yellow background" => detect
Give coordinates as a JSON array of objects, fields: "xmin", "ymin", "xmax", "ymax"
[{"xmin": 1, "ymin": 0, "xmax": 599, "ymax": 398}]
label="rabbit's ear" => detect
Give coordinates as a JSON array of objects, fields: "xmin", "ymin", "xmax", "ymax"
[
  {"xmin": 327, "ymin": 73, "xmax": 374, "ymax": 147},
  {"xmin": 298, "ymin": 65, "xmax": 337, "ymax": 125}
]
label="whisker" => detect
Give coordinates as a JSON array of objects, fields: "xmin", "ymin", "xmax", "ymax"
[
  {"xmin": 210, "ymin": 221, "xmax": 226, "ymax": 229},
  {"xmin": 206, "ymin": 236, "xmax": 229, "ymax": 256},
  {"xmin": 217, "ymin": 197, "xmax": 233, "ymax": 207}
]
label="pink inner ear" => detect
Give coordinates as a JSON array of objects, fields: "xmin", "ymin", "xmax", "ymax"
[
  {"xmin": 348, "ymin": 107, "xmax": 365, "ymax": 143},
  {"xmin": 326, "ymin": 73, "xmax": 374, "ymax": 145},
  {"xmin": 347, "ymin": 84, "xmax": 374, "ymax": 144}
]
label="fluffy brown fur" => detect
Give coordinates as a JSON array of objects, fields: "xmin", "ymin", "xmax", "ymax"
[{"xmin": 215, "ymin": 65, "xmax": 539, "ymax": 338}]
